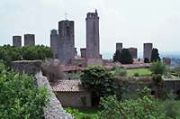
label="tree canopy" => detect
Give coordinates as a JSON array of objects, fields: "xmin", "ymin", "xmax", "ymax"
[
  {"xmin": 0, "ymin": 45, "xmax": 53, "ymax": 66},
  {"xmin": 151, "ymin": 48, "xmax": 161, "ymax": 62},
  {"xmin": 113, "ymin": 49, "xmax": 133, "ymax": 64}
]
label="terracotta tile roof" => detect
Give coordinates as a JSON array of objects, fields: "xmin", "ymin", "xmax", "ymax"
[{"xmin": 52, "ymin": 80, "xmax": 86, "ymax": 92}]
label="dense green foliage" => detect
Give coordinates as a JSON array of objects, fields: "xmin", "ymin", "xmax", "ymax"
[
  {"xmin": 0, "ymin": 63, "xmax": 48, "ymax": 119},
  {"xmin": 150, "ymin": 61, "xmax": 166, "ymax": 75},
  {"xmin": 0, "ymin": 45, "xmax": 53, "ymax": 66},
  {"xmin": 113, "ymin": 49, "xmax": 133, "ymax": 64},
  {"xmin": 81, "ymin": 66, "xmax": 117, "ymax": 97},
  {"xmin": 119, "ymin": 49, "xmax": 133, "ymax": 64},
  {"xmin": 151, "ymin": 48, "xmax": 161, "ymax": 62},
  {"xmin": 99, "ymin": 88, "xmax": 167, "ymax": 119}
]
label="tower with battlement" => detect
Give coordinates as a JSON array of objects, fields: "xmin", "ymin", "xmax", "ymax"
[
  {"xmin": 86, "ymin": 10, "xmax": 100, "ymax": 59},
  {"xmin": 13, "ymin": 36, "xmax": 22, "ymax": 47}
]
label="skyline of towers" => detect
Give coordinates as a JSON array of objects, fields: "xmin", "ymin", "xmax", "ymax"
[{"xmin": 86, "ymin": 10, "xmax": 100, "ymax": 59}]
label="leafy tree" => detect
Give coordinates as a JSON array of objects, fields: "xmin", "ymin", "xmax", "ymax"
[
  {"xmin": 81, "ymin": 66, "xmax": 117, "ymax": 98},
  {"xmin": 151, "ymin": 48, "xmax": 161, "ymax": 62},
  {"xmin": 113, "ymin": 49, "xmax": 133, "ymax": 64},
  {"xmin": 119, "ymin": 48, "xmax": 133, "ymax": 64},
  {"xmin": 0, "ymin": 63, "xmax": 48, "ymax": 119},
  {"xmin": 113, "ymin": 50, "xmax": 121, "ymax": 62}
]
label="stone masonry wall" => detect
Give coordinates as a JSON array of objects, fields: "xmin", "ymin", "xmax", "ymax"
[
  {"xmin": 11, "ymin": 60, "xmax": 73, "ymax": 119},
  {"xmin": 36, "ymin": 72, "xmax": 73, "ymax": 119}
]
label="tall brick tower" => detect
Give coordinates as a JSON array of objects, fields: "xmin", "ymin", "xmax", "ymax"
[
  {"xmin": 58, "ymin": 20, "xmax": 75, "ymax": 64},
  {"xmin": 86, "ymin": 10, "xmax": 100, "ymax": 59}
]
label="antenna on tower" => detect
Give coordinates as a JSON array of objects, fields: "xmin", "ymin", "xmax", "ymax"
[{"xmin": 64, "ymin": 12, "xmax": 68, "ymax": 20}]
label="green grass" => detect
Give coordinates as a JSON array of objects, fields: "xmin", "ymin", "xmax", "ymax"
[
  {"xmin": 65, "ymin": 107, "xmax": 99, "ymax": 119},
  {"xmin": 127, "ymin": 68, "xmax": 152, "ymax": 77}
]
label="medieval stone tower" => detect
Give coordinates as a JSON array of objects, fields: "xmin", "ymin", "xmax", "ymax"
[
  {"xmin": 50, "ymin": 29, "xmax": 59, "ymax": 58},
  {"xmin": 86, "ymin": 10, "xmax": 100, "ymax": 59},
  {"xmin": 24, "ymin": 34, "xmax": 35, "ymax": 46},
  {"xmin": 58, "ymin": 20, "xmax": 75, "ymax": 64},
  {"xmin": 143, "ymin": 43, "xmax": 153, "ymax": 61},
  {"xmin": 50, "ymin": 20, "xmax": 75, "ymax": 64},
  {"xmin": 13, "ymin": 36, "xmax": 22, "ymax": 47}
]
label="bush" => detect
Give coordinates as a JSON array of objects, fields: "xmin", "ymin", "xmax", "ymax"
[
  {"xmin": 0, "ymin": 63, "xmax": 48, "ymax": 119},
  {"xmin": 98, "ymin": 88, "xmax": 167, "ymax": 119},
  {"xmin": 150, "ymin": 61, "xmax": 166, "ymax": 75},
  {"xmin": 134, "ymin": 72, "xmax": 140, "ymax": 77}
]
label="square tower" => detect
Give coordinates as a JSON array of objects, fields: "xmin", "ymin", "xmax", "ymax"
[
  {"xmin": 143, "ymin": 43, "xmax": 153, "ymax": 61},
  {"xmin": 50, "ymin": 29, "xmax": 59, "ymax": 58},
  {"xmin": 86, "ymin": 10, "xmax": 100, "ymax": 59},
  {"xmin": 24, "ymin": 34, "xmax": 35, "ymax": 46},
  {"xmin": 13, "ymin": 36, "xmax": 22, "ymax": 47},
  {"xmin": 58, "ymin": 20, "xmax": 75, "ymax": 64}
]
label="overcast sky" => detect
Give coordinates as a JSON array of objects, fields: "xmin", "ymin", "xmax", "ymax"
[{"xmin": 1, "ymin": 0, "xmax": 180, "ymax": 58}]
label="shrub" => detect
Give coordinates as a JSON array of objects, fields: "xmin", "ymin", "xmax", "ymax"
[
  {"xmin": 134, "ymin": 72, "xmax": 140, "ymax": 77},
  {"xmin": 98, "ymin": 88, "xmax": 167, "ymax": 119},
  {"xmin": 150, "ymin": 61, "xmax": 166, "ymax": 75},
  {"xmin": 0, "ymin": 64, "xmax": 48, "ymax": 119}
]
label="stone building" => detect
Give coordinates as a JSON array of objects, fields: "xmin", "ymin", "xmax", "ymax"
[
  {"xmin": 50, "ymin": 20, "xmax": 76, "ymax": 64},
  {"xmin": 143, "ymin": 43, "xmax": 153, "ymax": 61},
  {"xmin": 86, "ymin": 10, "xmax": 100, "ymax": 59},
  {"xmin": 116, "ymin": 43, "xmax": 123, "ymax": 52},
  {"xmin": 52, "ymin": 80, "xmax": 91, "ymax": 108},
  {"xmin": 128, "ymin": 47, "xmax": 138, "ymax": 59},
  {"xmin": 24, "ymin": 34, "xmax": 35, "ymax": 46},
  {"xmin": 13, "ymin": 36, "xmax": 22, "ymax": 47}
]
